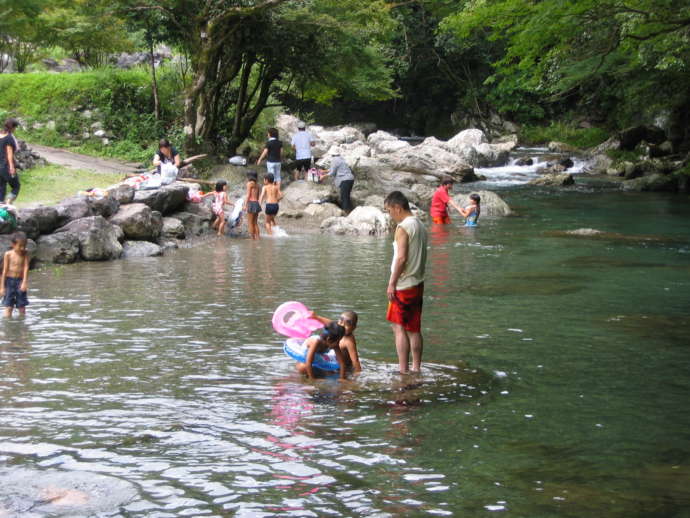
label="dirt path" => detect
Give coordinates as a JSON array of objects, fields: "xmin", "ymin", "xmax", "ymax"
[{"xmin": 29, "ymin": 143, "xmax": 143, "ymax": 175}]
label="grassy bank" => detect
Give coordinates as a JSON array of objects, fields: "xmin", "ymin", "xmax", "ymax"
[
  {"xmin": 0, "ymin": 68, "xmax": 185, "ymax": 164},
  {"xmin": 16, "ymin": 165, "xmax": 122, "ymax": 208}
]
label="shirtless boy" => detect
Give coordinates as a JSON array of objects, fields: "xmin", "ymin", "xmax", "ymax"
[
  {"xmin": 258, "ymin": 173, "xmax": 283, "ymax": 235},
  {"xmin": 310, "ymin": 310, "xmax": 361, "ymax": 372},
  {"xmin": 0, "ymin": 231, "xmax": 30, "ymax": 317}
]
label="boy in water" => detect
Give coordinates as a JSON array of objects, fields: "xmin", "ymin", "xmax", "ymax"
[
  {"xmin": 243, "ymin": 171, "xmax": 261, "ymax": 239},
  {"xmin": 0, "ymin": 231, "xmax": 30, "ymax": 317},
  {"xmin": 309, "ymin": 309, "xmax": 361, "ymax": 372},
  {"xmin": 258, "ymin": 173, "xmax": 283, "ymax": 235}
]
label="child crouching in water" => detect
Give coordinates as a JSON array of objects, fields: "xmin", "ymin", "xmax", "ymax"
[
  {"xmin": 296, "ymin": 321, "xmax": 347, "ymax": 380},
  {"xmin": 460, "ymin": 193, "xmax": 481, "ymax": 225},
  {"xmin": 310, "ymin": 309, "xmax": 361, "ymax": 372},
  {"xmin": 1, "ymin": 231, "xmax": 30, "ymax": 317}
]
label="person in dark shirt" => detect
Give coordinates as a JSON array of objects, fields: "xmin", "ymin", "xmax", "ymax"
[
  {"xmin": 257, "ymin": 127, "xmax": 283, "ymax": 186},
  {"xmin": 152, "ymin": 138, "xmax": 181, "ymax": 173},
  {"xmin": 0, "ymin": 118, "xmax": 19, "ymax": 204}
]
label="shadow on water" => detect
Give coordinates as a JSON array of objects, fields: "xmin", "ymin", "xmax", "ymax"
[{"xmin": 465, "ymin": 272, "xmax": 588, "ymax": 296}]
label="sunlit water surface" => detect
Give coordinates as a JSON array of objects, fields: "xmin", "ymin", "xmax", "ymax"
[{"xmin": 1, "ymin": 188, "xmax": 689, "ymax": 517}]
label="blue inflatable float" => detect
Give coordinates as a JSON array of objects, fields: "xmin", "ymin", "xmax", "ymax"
[{"xmin": 283, "ymin": 337, "xmax": 339, "ymax": 371}]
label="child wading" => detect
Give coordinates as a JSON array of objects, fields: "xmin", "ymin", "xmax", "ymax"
[
  {"xmin": 243, "ymin": 171, "xmax": 261, "ymax": 239},
  {"xmin": 1, "ymin": 231, "xmax": 30, "ymax": 317},
  {"xmin": 460, "ymin": 193, "xmax": 481, "ymax": 225},
  {"xmin": 258, "ymin": 173, "xmax": 283, "ymax": 235},
  {"xmin": 205, "ymin": 180, "xmax": 233, "ymax": 236}
]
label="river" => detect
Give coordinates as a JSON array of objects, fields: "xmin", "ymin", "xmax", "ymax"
[{"xmin": 1, "ymin": 184, "xmax": 689, "ymax": 517}]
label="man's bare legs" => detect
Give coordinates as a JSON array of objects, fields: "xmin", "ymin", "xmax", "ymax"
[{"xmin": 393, "ymin": 323, "xmax": 423, "ymax": 373}]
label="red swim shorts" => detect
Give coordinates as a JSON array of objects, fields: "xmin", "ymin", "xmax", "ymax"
[
  {"xmin": 432, "ymin": 215, "xmax": 451, "ymax": 224},
  {"xmin": 386, "ymin": 282, "xmax": 424, "ymax": 333}
]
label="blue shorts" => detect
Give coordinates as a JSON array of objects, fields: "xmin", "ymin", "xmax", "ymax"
[
  {"xmin": 3, "ymin": 277, "xmax": 28, "ymax": 308},
  {"xmin": 266, "ymin": 162, "xmax": 281, "ymax": 183}
]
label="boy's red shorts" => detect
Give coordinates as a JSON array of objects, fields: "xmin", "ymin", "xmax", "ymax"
[
  {"xmin": 432, "ymin": 215, "xmax": 451, "ymax": 224},
  {"xmin": 386, "ymin": 282, "xmax": 424, "ymax": 333}
]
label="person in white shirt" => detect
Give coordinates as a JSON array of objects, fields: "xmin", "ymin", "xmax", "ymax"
[{"xmin": 291, "ymin": 121, "xmax": 314, "ymax": 180}]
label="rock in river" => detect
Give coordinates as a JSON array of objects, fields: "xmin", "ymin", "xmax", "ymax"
[
  {"xmin": 55, "ymin": 216, "xmax": 123, "ymax": 261},
  {"xmin": 35, "ymin": 232, "xmax": 80, "ymax": 264},
  {"xmin": 133, "ymin": 183, "xmax": 188, "ymax": 214},
  {"xmin": 122, "ymin": 240, "xmax": 163, "ymax": 258},
  {"xmin": 320, "ymin": 206, "xmax": 393, "ymax": 236},
  {"xmin": 109, "ymin": 203, "xmax": 163, "ymax": 241},
  {"xmin": 453, "ymin": 190, "xmax": 512, "ymax": 217}
]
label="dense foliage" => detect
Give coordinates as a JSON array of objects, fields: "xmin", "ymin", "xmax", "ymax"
[{"xmin": 1, "ymin": 0, "xmax": 690, "ymax": 152}]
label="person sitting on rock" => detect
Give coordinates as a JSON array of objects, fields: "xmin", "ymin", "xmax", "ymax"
[
  {"xmin": 430, "ymin": 178, "xmax": 464, "ymax": 224},
  {"xmin": 152, "ymin": 138, "xmax": 181, "ymax": 178}
]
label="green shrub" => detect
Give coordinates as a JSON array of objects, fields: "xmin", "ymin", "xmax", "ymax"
[
  {"xmin": 0, "ymin": 67, "xmax": 186, "ymax": 164},
  {"xmin": 519, "ymin": 122, "xmax": 609, "ymax": 149}
]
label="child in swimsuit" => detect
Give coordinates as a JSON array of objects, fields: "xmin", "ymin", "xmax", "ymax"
[
  {"xmin": 258, "ymin": 173, "xmax": 283, "ymax": 235},
  {"xmin": 243, "ymin": 171, "xmax": 261, "ymax": 239},
  {"xmin": 309, "ymin": 309, "xmax": 361, "ymax": 372},
  {"xmin": 204, "ymin": 180, "xmax": 233, "ymax": 236},
  {"xmin": 296, "ymin": 322, "xmax": 347, "ymax": 380},
  {"xmin": 1, "ymin": 231, "xmax": 30, "ymax": 317},
  {"xmin": 460, "ymin": 193, "xmax": 481, "ymax": 226}
]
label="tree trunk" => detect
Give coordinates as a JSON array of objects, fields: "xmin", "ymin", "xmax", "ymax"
[{"xmin": 148, "ymin": 35, "xmax": 160, "ymax": 120}]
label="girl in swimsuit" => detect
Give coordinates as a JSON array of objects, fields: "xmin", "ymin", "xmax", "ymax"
[
  {"xmin": 295, "ymin": 322, "xmax": 347, "ymax": 380},
  {"xmin": 204, "ymin": 180, "xmax": 233, "ymax": 236}
]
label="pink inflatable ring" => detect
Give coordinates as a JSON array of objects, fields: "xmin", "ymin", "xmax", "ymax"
[{"xmin": 272, "ymin": 301, "xmax": 323, "ymax": 339}]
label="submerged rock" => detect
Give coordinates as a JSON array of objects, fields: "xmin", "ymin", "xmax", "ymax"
[
  {"xmin": 161, "ymin": 217, "xmax": 185, "ymax": 239},
  {"xmin": 529, "ymin": 173, "xmax": 575, "ymax": 187},
  {"xmin": 622, "ymin": 173, "xmax": 678, "ymax": 192},
  {"xmin": 122, "ymin": 240, "xmax": 163, "ymax": 258},
  {"xmin": 174, "ymin": 211, "xmax": 209, "ymax": 236},
  {"xmin": 303, "ymin": 202, "xmax": 344, "ymax": 219}
]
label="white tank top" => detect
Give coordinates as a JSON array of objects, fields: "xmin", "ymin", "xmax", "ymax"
[{"xmin": 391, "ymin": 216, "xmax": 428, "ymax": 290}]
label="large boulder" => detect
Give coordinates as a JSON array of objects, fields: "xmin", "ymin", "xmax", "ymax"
[
  {"xmin": 122, "ymin": 241, "xmax": 163, "ymax": 258},
  {"xmin": 473, "ymin": 143, "xmax": 510, "ymax": 167},
  {"xmin": 108, "ymin": 184, "xmax": 135, "ymax": 204},
  {"xmin": 133, "ymin": 183, "xmax": 189, "ymax": 214},
  {"xmin": 548, "ymin": 141, "xmax": 578, "ymax": 153},
  {"xmin": 320, "ymin": 206, "xmax": 393, "ymax": 236},
  {"xmin": 317, "ymin": 142, "xmax": 373, "ymax": 170},
  {"xmin": 161, "ymin": 217, "xmax": 186, "ymax": 238},
  {"xmin": 16, "ymin": 206, "xmax": 58, "ymax": 235},
  {"xmin": 377, "ymin": 144, "xmax": 476, "ymax": 182},
  {"xmin": 35, "ymin": 233, "xmax": 80, "ymax": 264},
  {"xmin": 622, "ymin": 174, "xmax": 677, "ymax": 192},
  {"xmin": 528, "ymin": 173, "xmax": 575, "ymax": 187},
  {"xmin": 54, "ymin": 216, "xmax": 123, "ymax": 261},
  {"xmin": 181, "ymin": 199, "xmax": 214, "ymax": 220},
  {"xmin": 367, "ymin": 131, "xmax": 410, "ymax": 155},
  {"xmin": 55, "ymin": 197, "xmax": 91, "ymax": 226},
  {"xmin": 447, "ymin": 129, "xmax": 487, "ymax": 153},
  {"xmin": 303, "ymin": 203, "xmax": 344, "ymax": 220},
  {"xmin": 174, "ymin": 212, "xmax": 209, "ymax": 236},
  {"xmin": 86, "ymin": 194, "xmax": 120, "ymax": 218},
  {"xmin": 453, "ymin": 190, "xmax": 512, "ymax": 217},
  {"xmin": 15, "ymin": 212, "xmax": 39, "ymax": 240},
  {"xmin": 281, "ymin": 181, "xmax": 336, "ymax": 212},
  {"xmin": 109, "ymin": 203, "xmax": 163, "ymax": 241}
]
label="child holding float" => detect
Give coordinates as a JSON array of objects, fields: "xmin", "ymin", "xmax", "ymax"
[
  {"xmin": 309, "ymin": 310, "xmax": 361, "ymax": 372},
  {"xmin": 272, "ymin": 301, "xmax": 353, "ymax": 380}
]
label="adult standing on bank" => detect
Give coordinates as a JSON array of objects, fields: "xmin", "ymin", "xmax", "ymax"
[
  {"xmin": 291, "ymin": 121, "xmax": 314, "ymax": 180},
  {"xmin": 325, "ymin": 152, "xmax": 355, "ymax": 214},
  {"xmin": 0, "ymin": 118, "xmax": 19, "ymax": 204},
  {"xmin": 257, "ymin": 128, "xmax": 283, "ymax": 186},
  {"xmin": 384, "ymin": 191, "xmax": 428, "ymax": 374}
]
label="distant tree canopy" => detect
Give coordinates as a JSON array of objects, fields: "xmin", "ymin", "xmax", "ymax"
[{"xmin": 2, "ymin": 0, "xmax": 690, "ymax": 149}]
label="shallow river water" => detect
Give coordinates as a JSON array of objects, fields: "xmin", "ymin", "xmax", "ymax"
[{"xmin": 1, "ymin": 187, "xmax": 689, "ymax": 517}]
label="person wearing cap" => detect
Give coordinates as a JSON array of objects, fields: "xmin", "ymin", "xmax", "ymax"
[
  {"xmin": 324, "ymin": 151, "xmax": 355, "ymax": 213},
  {"xmin": 290, "ymin": 121, "xmax": 314, "ymax": 180}
]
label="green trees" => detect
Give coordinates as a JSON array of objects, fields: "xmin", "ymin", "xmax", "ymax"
[
  {"xmin": 125, "ymin": 0, "xmax": 396, "ymax": 153},
  {"xmin": 441, "ymin": 0, "xmax": 690, "ymax": 128}
]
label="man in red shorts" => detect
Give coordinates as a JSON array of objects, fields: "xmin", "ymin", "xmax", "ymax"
[
  {"xmin": 430, "ymin": 177, "xmax": 464, "ymax": 224},
  {"xmin": 384, "ymin": 191, "xmax": 429, "ymax": 374}
]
